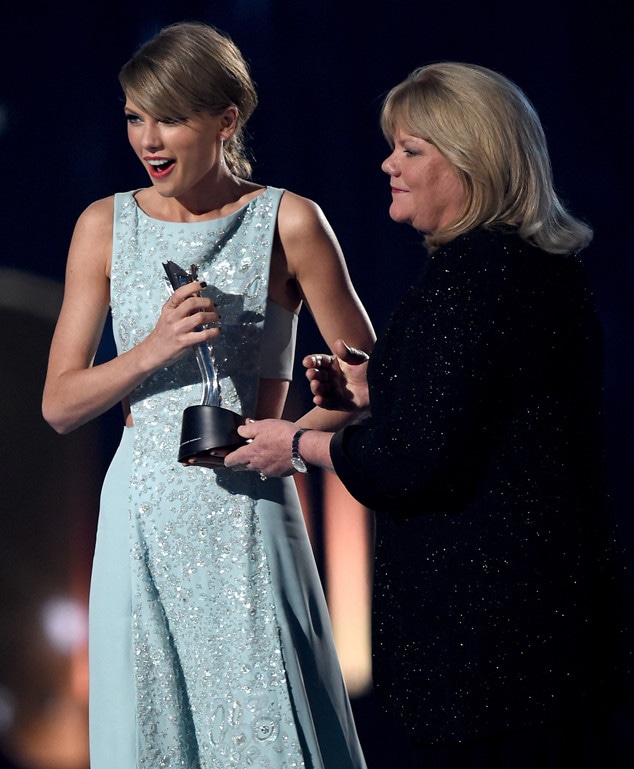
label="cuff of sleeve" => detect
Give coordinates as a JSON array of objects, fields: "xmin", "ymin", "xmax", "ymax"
[{"xmin": 330, "ymin": 425, "xmax": 389, "ymax": 511}]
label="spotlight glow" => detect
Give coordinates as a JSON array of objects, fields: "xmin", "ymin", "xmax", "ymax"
[{"xmin": 41, "ymin": 597, "xmax": 88, "ymax": 655}]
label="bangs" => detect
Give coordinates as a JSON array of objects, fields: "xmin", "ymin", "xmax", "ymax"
[
  {"xmin": 381, "ymin": 80, "xmax": 435, "ymax": 145},
  {"xmin": 121, "ymin": 60, "xmax": 187, "ymax": 119},
  {"xmin": 120, "ymin": 56, "xmax": 220, "ymax": 121}
]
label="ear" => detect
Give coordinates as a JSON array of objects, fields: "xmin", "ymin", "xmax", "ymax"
[{"xmin": 219, "ymin": 106, "xmax": 239, "ymax": 140}]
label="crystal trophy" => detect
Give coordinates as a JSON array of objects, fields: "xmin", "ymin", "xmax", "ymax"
[{"xmin": 163, "ymin": 260, "xmax": 245, "ymax": 462}]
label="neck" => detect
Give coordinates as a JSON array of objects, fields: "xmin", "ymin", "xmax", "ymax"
[{"xmin": 143, "ymin": 172, "xmax": 261, "ymax": 223}]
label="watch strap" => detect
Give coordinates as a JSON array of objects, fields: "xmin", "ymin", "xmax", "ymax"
[{"xmin": 291, "ymin": 427, "xmax": 313, "ymax": 473}]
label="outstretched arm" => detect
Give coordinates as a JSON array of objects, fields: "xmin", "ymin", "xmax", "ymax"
[
  {"xmin": 225, "ymin": 419, "xmax": 335, "ymax": 477},
  {"xmin": 224, "ymin": 338, "xmax": 370, "ymax": 477}
]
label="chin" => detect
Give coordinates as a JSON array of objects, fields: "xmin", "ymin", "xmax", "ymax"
[{"xmin": 388, "ymin": 206, "xmax": 409, "ymax": 225}]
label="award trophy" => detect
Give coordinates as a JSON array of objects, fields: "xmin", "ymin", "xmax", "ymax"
[{"xmin": 163, "ymin": 260, "xmax": 245, "ymax": 462}]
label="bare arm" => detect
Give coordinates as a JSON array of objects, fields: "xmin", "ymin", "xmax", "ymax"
[
  {"xmin": 184, "ymin": 190, "xmax": 376, "ymax": 470},
  {"xmin": 274, "ymin": 191, "xmax": 375, "ymax": 429},
  {"xmin": 42, "ymin": 197, "xmax": 220, "ymax": 434},
  {"xmin": 224, "ymin": 197, "xmax": 376, "ymax": 476},
  {"xmin": 225, "ymin": 340, "xmax": 370, "ymax": 476}
]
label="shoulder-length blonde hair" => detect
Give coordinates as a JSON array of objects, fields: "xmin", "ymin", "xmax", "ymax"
[
  {"xmin": 381, "ymin": 62, "xmax": 592, "ymax": 254},
  {"xmin": 119, "ymin": 21, "xmax": 258, "ymax": 179}
]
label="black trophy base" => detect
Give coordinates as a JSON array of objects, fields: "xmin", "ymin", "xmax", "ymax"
[{"xmin": 177, "ymin": 404, "xmax": 245, "ymax": 462}]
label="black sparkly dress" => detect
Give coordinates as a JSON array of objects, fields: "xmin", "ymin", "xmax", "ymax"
[{"xmin": 331, "ymin": 228, "xmax": 629, "ymax": 758}]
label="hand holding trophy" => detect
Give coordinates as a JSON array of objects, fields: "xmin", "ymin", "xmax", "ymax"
[{"xmin": 163, "ymin": 260, "xmax": 245, "ymax": 462}]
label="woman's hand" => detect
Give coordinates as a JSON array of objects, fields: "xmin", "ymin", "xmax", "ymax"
[
  {"xmin": 140, "ymin": 281, "xmax": 221, "ymax": 371},
  {"xmin": 304, "ymin": 338, "xmax": 370, "ymax": 411},
  {"xmin": 224, "ymin": 419, "xmax": 298, "ymax": 477},
  {"xmin": 223, "ymin": 419, "xmax": 335, "ymax": 477}
]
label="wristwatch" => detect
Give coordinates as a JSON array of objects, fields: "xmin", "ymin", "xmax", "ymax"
[{"xmin": 291, "ymin": 428, "xmax": 313, "ymax": 473}]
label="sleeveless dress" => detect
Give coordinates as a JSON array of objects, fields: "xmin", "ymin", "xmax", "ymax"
[{"xmin": 88, "ymin": 187, "xmax": 367, "ymax": 769}]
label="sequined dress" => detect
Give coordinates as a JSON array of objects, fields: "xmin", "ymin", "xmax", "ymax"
[{"xmin": 89, "ymin": 187, "xmax": 366, "ymax": 769}]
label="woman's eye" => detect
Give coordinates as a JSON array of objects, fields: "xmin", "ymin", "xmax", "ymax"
[{"xmin": 125, "ymin": 113, "xmax": 141, "ymax": 124}]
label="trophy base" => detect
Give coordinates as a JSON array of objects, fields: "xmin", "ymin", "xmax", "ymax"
[{"xmin": 177, "ymin": 405, "xmax": 245, "ymax": 462}]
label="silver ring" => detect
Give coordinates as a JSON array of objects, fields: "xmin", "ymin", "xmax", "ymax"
[{"xmin": 259, "ymin": 472, "xmax": 268, "ymax": 481}]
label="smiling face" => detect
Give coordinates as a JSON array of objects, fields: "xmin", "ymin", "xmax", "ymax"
[
  {"xmin": 381, "ymin": 129, "xmax": 465, "ymax": 234},
  {"xmin": 124, "ymin": 100, "xmax": 238, "ymax": 199}
]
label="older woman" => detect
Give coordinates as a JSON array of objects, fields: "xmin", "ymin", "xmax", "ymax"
[{"xmin": 225, "ymin": 63, "xmax": 629, "ymax": 768}]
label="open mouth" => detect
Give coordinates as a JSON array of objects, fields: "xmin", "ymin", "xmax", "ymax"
[{"xmin": 147, "ymin": 159, "xmax": 175, "ymax": 176}]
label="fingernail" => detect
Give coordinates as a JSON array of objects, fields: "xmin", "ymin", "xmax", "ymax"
[{"xmin": 199, "ymin": 281, "xmax": 207, "ymax": 288}]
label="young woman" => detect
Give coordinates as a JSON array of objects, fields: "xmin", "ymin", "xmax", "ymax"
[{"xmin": 43, "ymin": 21, "xmax": 373, "ymax": 769}]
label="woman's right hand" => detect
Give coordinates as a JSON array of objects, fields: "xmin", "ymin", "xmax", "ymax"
[
  {"xmin": 141, "ymin": 281, "xmax": 221, "ymax": 370},
  {"xmin": 303, "ymin": 338, "xmax": 370, "ymax": 411}
]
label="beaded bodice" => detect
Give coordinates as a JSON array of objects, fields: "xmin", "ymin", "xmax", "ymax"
[{"xmin": 110, "ymin": 187, "xmax": 284, "ymax": 432}]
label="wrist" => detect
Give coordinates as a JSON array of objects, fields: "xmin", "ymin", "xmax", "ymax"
[
  {"xmin": 290, "ymin": 428, "xmax": 335, "ymax": 474},
  {"xmin": 291, "ymin": 427, "xmax": 313, "ymax": 473},
  {"xmin": 135, "ymin": 336, "xmax": 164, "ymax": 378}
]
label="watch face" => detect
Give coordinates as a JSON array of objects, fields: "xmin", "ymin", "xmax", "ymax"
[{"xmin": 291, "ymin": 455, "xmax": 308, "ymax": 473}]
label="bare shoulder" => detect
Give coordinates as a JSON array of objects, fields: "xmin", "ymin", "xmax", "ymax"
[
  {"xmin": 67, "ymin": 195, "xmax": 115, "ymax": 278},
  {"xmin": 73, "ymin": 195, "xmax": 115, "ymax": 236},
  {"xmin": 276, "ymin": 189, "xmax": 341, "ymax": 271},
  {"xmin": 277, "ymin": 190, "xmax": 332, "ymax": 237}
]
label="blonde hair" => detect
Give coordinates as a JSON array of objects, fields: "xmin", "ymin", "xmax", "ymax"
[
  {"xmin": 119, "ymin": 21, "xmax": 258, "ymax": 179},
  {"xmin": 381, "ymin": 62, "xmax": 592, "ymax": 254}
]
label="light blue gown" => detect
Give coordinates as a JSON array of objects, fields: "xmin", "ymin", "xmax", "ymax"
[{"xmin": 88, "ymin": 187, "xmax": 367, "ymax": 769}]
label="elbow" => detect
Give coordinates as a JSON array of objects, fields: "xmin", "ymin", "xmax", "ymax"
[
  {"xmin": 42, "ymin": 397, "xmax": 76, "ymax": 435},
  {"xmin": 42, "ymin": 411, "xmax": 73, "ymax": 436}
]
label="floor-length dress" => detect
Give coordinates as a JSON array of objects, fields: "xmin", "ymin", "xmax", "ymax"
[{"xmin": 88, "ymin": 187, "xmax": 366, "ymax": 769}]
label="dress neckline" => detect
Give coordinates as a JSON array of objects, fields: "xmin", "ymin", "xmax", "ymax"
[{"xmin": 129, "ymin": 186, "xmax": 270, "ymax": 225}]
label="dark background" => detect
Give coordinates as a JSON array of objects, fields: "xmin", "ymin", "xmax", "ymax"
[{"xmin": 0, "ymin": 0, "xmax": 632, "ymax": 764}]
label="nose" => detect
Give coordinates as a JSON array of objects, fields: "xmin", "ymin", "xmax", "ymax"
[
  {"xmin": 381, "ymin": 150, "xmax": 398, "ymax": 176},
  {"xmin": 141, "ymin": 121, "xmax": 163, "ymax": 152}
]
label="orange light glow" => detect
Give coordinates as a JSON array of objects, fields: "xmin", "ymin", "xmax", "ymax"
[{"xmin": 323, "ymin": 473, "xmax": 372, "ymax": 696}]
